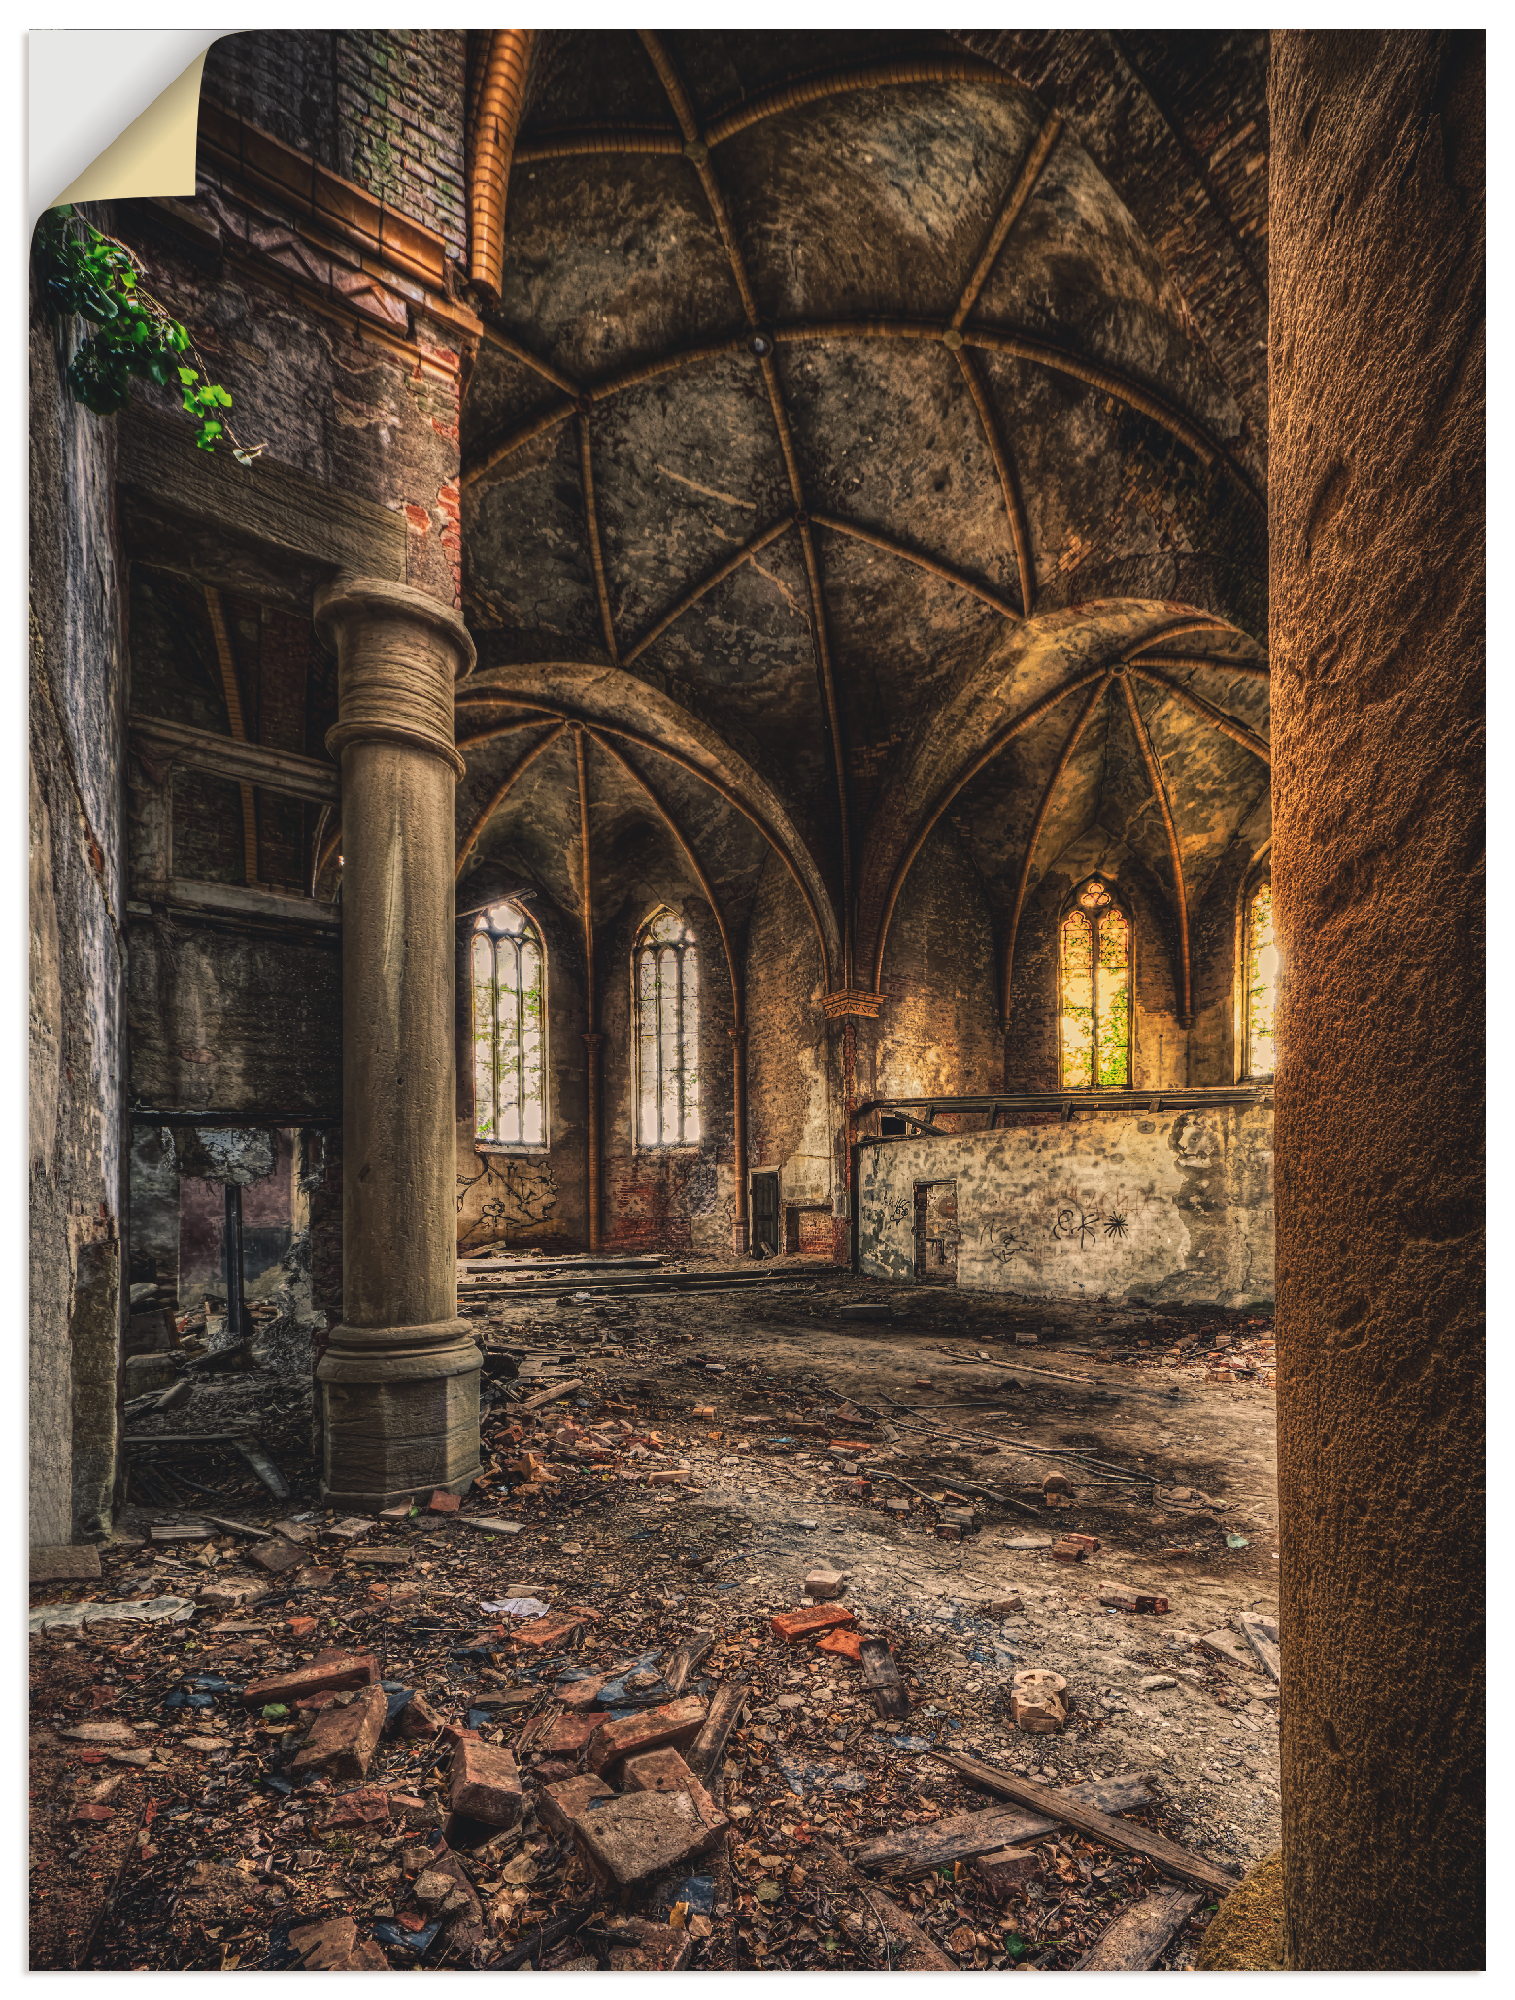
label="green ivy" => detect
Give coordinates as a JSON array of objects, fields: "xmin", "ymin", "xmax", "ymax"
[{"xmin": 34, "ymin": 204, "xmax": 261, "ymax": 461}]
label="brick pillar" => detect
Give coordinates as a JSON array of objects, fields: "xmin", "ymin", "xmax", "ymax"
[
  {"xmin": 315, "ymin": 574, "xmax": 482, "ymax": 1509},
  {"xmin": 1271, "ymin": 31, "xmax": 1483, "ymax": 1969}
]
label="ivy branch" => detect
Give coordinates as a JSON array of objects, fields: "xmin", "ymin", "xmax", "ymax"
[{"xmin": 34, "ymin": 205, "xmax": 262, "ymax": 461}]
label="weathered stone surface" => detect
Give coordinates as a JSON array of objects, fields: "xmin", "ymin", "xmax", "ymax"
[
  {"xmin": 1271, "ymin": 31, "xmax": 1483, "ymax": 1970},
  {"xmin": 621, "ymin": 1746, "xmax": 697, "ymax": 1793},
  {"xmin": 570, "ymin": 1784, "xmax": 728, "ymax": 1890}
]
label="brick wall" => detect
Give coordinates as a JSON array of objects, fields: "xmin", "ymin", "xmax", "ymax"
[{"xmin": 203, "ymin": 30, "xmax": 468, "ymax": 259}]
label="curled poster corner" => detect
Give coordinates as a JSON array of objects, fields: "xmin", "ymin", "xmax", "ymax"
[{"xmin": 30, "ymin": 31, "xmax": 221, "ymax": 218}]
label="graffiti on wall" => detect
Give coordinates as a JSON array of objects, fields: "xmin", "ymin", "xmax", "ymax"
[
  {"xmin": 961, "ymin": 1186, "xmax": 1149, "ymax": 1268},
  {"xmin": 456, "ymin": 1152, "xmax": 559, "ymax": 1250}
]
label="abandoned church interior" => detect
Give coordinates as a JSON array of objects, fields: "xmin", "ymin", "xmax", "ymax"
[{"xmin": 27, "ymin": 25, "xmax": 1483, "ymax": 1973}]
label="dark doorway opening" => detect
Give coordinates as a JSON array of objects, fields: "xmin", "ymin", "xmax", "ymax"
[
  {"xmin": 913, "ymin": 1179, "xmax": 959, "ymax": 1284},
  {"xmin": 750, "ymin": 1171, "xmax": 780, "ymax": 1256}
]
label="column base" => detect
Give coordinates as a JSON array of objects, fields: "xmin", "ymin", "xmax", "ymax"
[{"xmin": 317, "ymin": 1320, "xmax": 482, "ymax": 1511}]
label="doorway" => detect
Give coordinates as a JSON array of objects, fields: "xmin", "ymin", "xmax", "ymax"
[
  {"xmin": 914, "ymin": 1180, "xmax": 959, "ymax": 1284},
  {"xmin": 750, "ymin": 1171, "xmax": 780, "ymax": 1256}
]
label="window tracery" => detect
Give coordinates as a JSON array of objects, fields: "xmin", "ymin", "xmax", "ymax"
[
  {"xmin": 471, "ymin": 898, "xmax": 546, "ymax": 1147},
  {"xmin": 635, "ymin": 907, "xmax": 701, "ymax": 1146},
  {"xmin": 1059, "ymin": 876, "xmax": 1132, "ymax": 1089}
]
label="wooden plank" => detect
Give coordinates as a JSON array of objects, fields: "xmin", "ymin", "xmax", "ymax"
[
  {"xmin": 663, "ymin": 1631, "xmax": 715, "ymax": 1697},
  {"xmin": 685, "ymin": 1679, "xmax": 746, "ymax": 1783},
  {"xmin": 809, "ymin": 1841, "xmax": 953, "ymax": 1970},
  {"xmin": 119, "ymin": 407, "xmax": 407, "ymax": 580},
  {"xmin": 928, "ymin": 1754, "xmax": 1239, "ymax": 1893},
  {"xmin": 131, "ymin": 717, "xmax": 339, "ymax": 803},
  {"xmin": 1077, "ymin": 1885, "xmax": 1206, "ymax": 1968},
  {"xmin": 146, "ymin": 879, "xmax": 340, "ymax": 930},
  {"xmin": 853, "ymin": 1773, "xmax": 1154, "ymax": 1878},
  {"xmin": 1235, "ymin": 1611, "xmax": 1280, "ymax": 1682}
]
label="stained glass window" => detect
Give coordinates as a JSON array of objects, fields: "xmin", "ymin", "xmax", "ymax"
[
  {"xmin": 471, "ymin": 899, "xmax": 546, "ymax": 1146},
  {"xmin": 1244, "ymin": 878, "xmax": 1277, "ymax": 1079},
  {"xmin": 1059, "ymin": 877, "xmax": 1132, "ymax": 1089},
  {"xmin": 635, "ymin": 908, "xmax": 701, "ymax": 1147}
]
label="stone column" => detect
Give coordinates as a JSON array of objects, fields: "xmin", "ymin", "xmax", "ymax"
[
  {"xmin": 1271, "ymin": 33, "xmax": 1483, "ymax": 1969},
  {"xmin": 315, "ymin": 575, "xmax": 481, "ymax": 1509}
]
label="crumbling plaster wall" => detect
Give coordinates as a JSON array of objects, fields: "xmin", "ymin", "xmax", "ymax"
[
  {"xmin": 858, "ymin": 1099, "xmax": 1272, "ymax": 1307},
  {"xmin": 743, "ymin": 855, "xmax": 833, "ymax": 1212},
  {"xmin": 29, "ymin": 253, "xmax": 125, "ymax": 1545},
  {"xmin": 875, "ymin": 831, "xmax": 1001, "ymax": 1100}
]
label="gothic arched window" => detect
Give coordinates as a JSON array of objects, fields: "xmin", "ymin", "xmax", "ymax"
[
  {"xmin": 635, "ymin": 907, "xmax": 701, "ymax": 1147},
  {"xmin": 471, "ymin": 898, "xmax": 546, "ymax": 1146},
  {"xmin": 1059, "ymin": 877, "xmax": 1132, "ymax": 1089},
  {"xmin": 1243, "ymin": 876, "xmax": 1278, "ymax": 1080}
]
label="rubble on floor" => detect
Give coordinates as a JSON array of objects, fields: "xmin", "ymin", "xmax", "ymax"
[{"xmin": 30, "ymin": 1267, "xmax": 1279, "ymax": 1970}]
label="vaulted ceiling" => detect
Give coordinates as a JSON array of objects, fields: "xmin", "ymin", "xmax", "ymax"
[{"xmin": 457, "ymin": 27, "xmax": 1269, "ymax": 998}]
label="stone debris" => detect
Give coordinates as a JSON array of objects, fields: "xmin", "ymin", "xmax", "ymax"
[
  {"xmin": 1012, "ymin": 1669, "xmax": 1069, "ymax": 1734},
  {"xmin": 290, "ymin": 1682, "xmax": 388, "ymax": 1779},
  {"xmin": 448, "ymin": 1737, "xmax": 524, "ymax": 1827},
  {"xmin": 30, "ymin": 1275, "xmax": 1276, "ymax": 1971}
]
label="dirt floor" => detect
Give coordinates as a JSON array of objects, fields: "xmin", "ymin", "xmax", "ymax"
[{"xmin": 30, "ymin": 1261, "xmax": 1279, "ymax": 1971}]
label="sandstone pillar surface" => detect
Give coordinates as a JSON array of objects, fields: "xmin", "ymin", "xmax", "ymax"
[
  {"xmin": 1271, "ymin": 31, "xmax": 1483, "ymax": 1969},
  {"xmin": 316, "ymin": 574, "xmax": 481, "ymax": 1508}
]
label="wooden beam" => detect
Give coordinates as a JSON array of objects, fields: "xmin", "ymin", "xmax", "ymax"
[
  {"xmin": 128, "ymin": 717, "xmax": 339, "ymax": 803},
  {"xmin": 853, "ymin": 1773, "xmax": 1154, "ymax": 1878},
  {"xmin": 1078, "ymin": 1885, "xmax": 1206, "ymax": 1969},
  {"xmin": 929, "ymin": 1754, "xmax": 1240, "ymax": 1893}
]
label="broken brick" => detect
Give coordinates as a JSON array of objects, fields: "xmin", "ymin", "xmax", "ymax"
[
  {"xmin": 803, "ymin": 1566, "xmax": 848, "ymax": 1601},
  {"xmin": 448, "ymin": 1737, "xmax": 523, "ymax": 1827},
  {"xmin": 1011, "ymin": 1669, "xmax": 1068, "ymax": 1734},
  {"xmin": 770, "ymin": 1604, "xmax": 855, "ymax": 1643},
  {"xmin": 973, "ymin": 1846, "xmax": 1043, "ymax": 1895},
  {"xmin": 571, "ymin": 1784, "xmax": 728, "ymax": 1890},
  {"xmin": 395, "ymin": 1692, "xmax": 448, "ymax": 1740},
  {"xmin": 526, "ymin": 1711, "xmax": 598, "ymax": 1761},
  {"xmin": 1051, "ymin": 1533, "xmax": 1100, "ymax": 1561},
  {"xmin": 604, "ymin": 1917, "xmax": 695, "ymax": 1970},
  {"xmin": 287, "ymin": 1914, "xmax": 389, "ymax": 1971},
  {"xmin": 290, "ymin": 1682, "xmax": 388, "ymax": 1779},
  {"xmin": 817, "ymin": 1626, "xmax": 865, "ymax": 1662},
  {"xmin": 586, "ymin": 1694, "xmax": 707, "ymax": 1775},
  {"xmin": 621, "ymin": 1746, "xmax": 697, "ymax": 1793},
  {"xmin": 538, "ymin": 1773, "xmax": 614, "ymax": 1836},
  {"xmin": 243, "ymin": 1650, "xmax": 377, "ymax": 1709},
  {"xmin": 427, "ymin": 1489, "xmax": 461, "ymax": 1514},
  {"xmin": 555, "ymin": 1674, "xmax": 606, "ymax": 1710},
  {"xmin": 1098, "ymin": 1590, "xmax": 1170, "ymax": 1614},
  {"xmin": 511, "ymin": 1612, "xmax": 586, "ymax": 1650}
]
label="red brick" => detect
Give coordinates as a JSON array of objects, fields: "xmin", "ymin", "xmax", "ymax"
[
  {"xmin": 973, "ymin": 1845, "xmax": 1042, "ymax": 1896},
  {"xmin": 526, "ymin": 1711, "xmax": 598, "ymax": 1761},
  {"xmin": 291, "ymin": 1682, "xmax": 387, "ymax": 1779},
  {"xmin": 555, "ymin": 1674, "xmax": 606, "ymax": 1710},
  {"xmin": 449, "ymin": 1737, "xmax": 523, "ymax": 1827},
  {"xmin": 242, "ymin": 1650, "xmax": 376, "ymax": 1709},
  {"xmin": 427, "ymin": 1488, "xmax": 461, "ymax": 1513},
  {"xmin": 1051, "ymin": 1534, "xmax": 1101, "ymax": 1561},
  {"xmin": 770, "ymin": 1605, "xmax": 856, "ymax": 1643},
  {"xmin": 586, "ymin": 1695, "xmax": 707, "ymax": 1776},
  {"xmin": 817, "ymin": 1628, "xmax": 865, "ymax": 1662},
  {"xmin": 395, "ymin": 1692, "xmax": 449, "ymax": 1740},
  {"xmin": 621, "ymin": 1746, "xmax": 696, "ymax": 1793},
  {"xmin": 1098, "ymin": 1590, "xmax": 1169, "ymax": 1614},
  {"xmin": 511, "ymin": 1612, "xmax": 586, "ymax": 1650},
  {"xmin": 538, "ymin": 1773, "xmax": 613, "ymax": 1836}
]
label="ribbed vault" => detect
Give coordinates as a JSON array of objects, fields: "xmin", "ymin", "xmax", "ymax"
[{"xmin": 458, "ymin": 26, "xmax": 1269, "ymax": 1002}]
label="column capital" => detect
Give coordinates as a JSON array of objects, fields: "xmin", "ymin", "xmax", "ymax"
[
  {"xmin": 821, "ymin": 987, "xmax": 885, "ymax": 1020},
  {"xmin": 317, "ymin": 573, "xmax": 474, "ymax": 777}
]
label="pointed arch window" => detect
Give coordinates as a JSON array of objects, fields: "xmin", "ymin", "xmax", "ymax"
[
  {"xmin": 635, "ymin": 908, "xmax": 701, "ymax": 1147},
  {"xmin": 1059, "ymin": 877, "xmax": 1132, "ymax": 1089},
  {"xmin": 1243, "ymin": 876, "xmax": 1278, "ymax": 1080},
  {"xmin": 471, "ymin": 898, "xmax": 546, "ymax": 1147}
]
